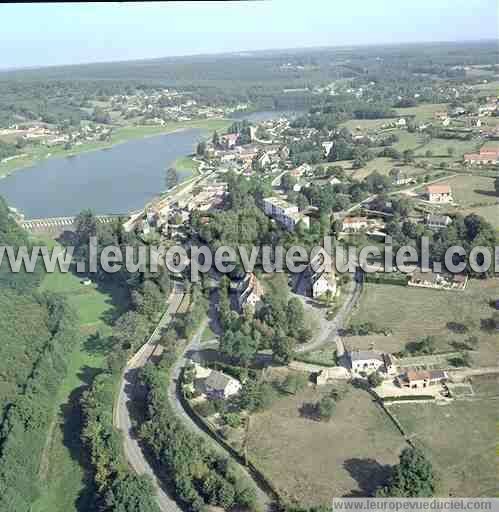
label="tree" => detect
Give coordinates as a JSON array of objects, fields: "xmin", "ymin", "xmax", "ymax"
[
  {"xmin": 377, "ymin": 447, "xmax": 434, "ymax": 497},
  {"xmin": 495, "ymin": 175, "xmax": 499, "ymax": 195},
  {"xmin": 425, "ymin": 149, "xmax": 433, "ymax": 158},
  {"xmin": 212, "ymin": 131, "xmax": 220, "ymax": 147},
  {"xmin": 281, "ymin": 173, "xmax": 298, "ymax": 192},
  {"xmin": 402, "ymin": 149, "xmax": 415, "ymax": 163},
  {"xmin": 367, "ymin": 371, "xmax": 383, "ymax": 388},
  {"xmin": 105, "ymin": 474, "xmax": 160, "ymax": 512},
  {"xmin": 75, "ymin": 209, "xmax": 97, "ymax": 248},
  {"xmin": 282, "ymin": 373, "xmax": 308, "ymax": 395},
  {"xmin": 196, "ymin": 141, "xmax": 206, "ymax": 156},
  {"xmin": 316, "ymin": 396, "xmax": 335, "ymax": 421},
  {"xmin": 446, "ymin": 146, "xmax": 455, "ymax": 157},
  {"xmin": 272, "ymin": 331, "xmax": 295, "ymax": 365},
  {"xmin": 165, "ymin": 167, "xmax": 178, "ymax": 190}
]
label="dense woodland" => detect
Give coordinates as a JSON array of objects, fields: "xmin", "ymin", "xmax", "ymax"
[{"xmin": 0, "ymin": 197, "xmax": 80, "ymax": 511}]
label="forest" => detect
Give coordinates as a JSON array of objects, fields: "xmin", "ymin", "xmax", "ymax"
[{"xmin": 0, "ymin": 197, "xmax": 81, "ymax": 512}]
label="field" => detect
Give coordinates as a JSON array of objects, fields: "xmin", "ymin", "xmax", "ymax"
[
  {"xmin": 346, "ymin": 279, "xmax": 499, "ymax": 365},
  {"xmin": 395, "ymin": 103, "xmax": 449, "ymax": 122},
  {"xmin": 480, "ymin": 140, "xmax": 499, "ymax": 151},
  {"xmin": 247, "ymin": 386, "xmax": 406, "ymax": 505},
  {"xmin": 389, "ymin": 400, "xmax": 497, "ymax": 496},
  {"xmin": 350, "ymin": 157, "xmax": 425, "ymax": 179},
  {"xmin": 444, "ymin": 174, "xmax": 497, "ymax": 206},
  {"xmin": 414, "ymin": 137, "xmax": 478, "ymax": 158},
  {"xmin": 432, "ymin": 174, "xmax": 498, "ymax": 227},
  {"xmin": 33, "ymin": 258, "xmax": 128, "ymax": 512},
  {"xmin": 338, "ymin": 118, "xmax": 397, "ymax": 132}
]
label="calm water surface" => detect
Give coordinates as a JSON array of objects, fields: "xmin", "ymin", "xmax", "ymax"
[{"xmin": 0, "ymin": 129, "xmax": 204, "ymax": 218}]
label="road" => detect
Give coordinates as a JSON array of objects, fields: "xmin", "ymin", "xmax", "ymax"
[
  {"xmin": 167, "ymin": 322, "xmax": 273, "ymax": 511},
  {"xmin": 114, "ymin": 288, "xmax": 185, "ymax": 512}
]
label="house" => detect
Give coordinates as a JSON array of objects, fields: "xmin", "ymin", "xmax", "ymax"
[
  {"xmin": 262, "ymin": 197, "xmax": 310, "ymax": 231},
  {"xmin": 397, "ymin": 118, "xmax": 407, "ymax": 128},
  {"xmin": 426, "ymin": 214, "xmax": 452, "ymax": 230},
  {"xmin": 302, "ymin": 252, "xmax": 337, "ymax": 299},
  {"xmin": 396, "ymin": 369, "xmax": 448, "ymax": 389},
  {"xmin": 194, "ymin": 364, "xmax": 242, "ymax": 399},
  {"xmin": 322, "ymin": 141, "xmax": 334, "ymax": 157},
  {"xmin": 279, "ymin": 145, "xmax": 290, "ymax": 160},
  {"xmin": 221, "ymin": 133, "xmax": 239, "ymax": 149},
  {"xmin": 290, "ymin": 163, "xmax": 311, "ymax": 178},
  {"xmin": 238, "ymin": 273, "xmax": 264, "ymax": 310},
  {"xmin": 392, "ymin": 170, "xmax": 412, "ymax": 186},
  {"xmin": 342, "ymin": 216, "xmax": 368, "ymax": 232},
  {"xmin": 348, "ymin": 350, "xmax": 392, "ymax": 375},
  {"xmin": 256, "ymin": 151, "xmax": 271, "ymax": 170},
  {"xmin": 464, "ymin": 148, "xmax": 499, "ymax": 165},
  {"xmin": 426, "ymin": 184, "xmax": 453, "ymax": 203}
]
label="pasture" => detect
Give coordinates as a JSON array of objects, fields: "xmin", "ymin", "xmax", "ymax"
[
  {"xmin": 389, "ymin": 400, "xmax": 497, "ymax": 496},
  {"xmin": 345, "ymin": 279, "xmax": 499, "ymax": 365},
  {"xmin": 247, "ymin": 387, "xmax": 405, "ymax": 505}
]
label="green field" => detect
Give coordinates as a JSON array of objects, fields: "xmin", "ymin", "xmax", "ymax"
[
  {"xmin": 480, "ymin": 140, "xmax": 499, "ymax": 151},
  {"xmin": 33, "ymin": 259, "xmax": 128, "ymax": 512},
  {"xmin": 339, "ymin": 118, "xmax": 397, "ymax": 132},
  {"xmin": 389, "ymin": 401, "xmax": 497, "ymax": 496},
  {"xmin": 395, "ymin": 103, "xmax": 449, "ymax": 122},
  {"xmin": 346, "ymin": 279, "xmax": 499, "ymax": 365},
  {"xmin": 351, "ymin": 157, "xmax": 425, "ymax": 179},
  {"xmin": 247, "ymin": 386, "xmax": 406, "ymax": 504},
  {"xmin": 444, "ymin": 174, "xmax": 497, "ymax": 207},
  {"xmin": 414, "ymin": 137, "xmax": 478, "ymax": 159}
]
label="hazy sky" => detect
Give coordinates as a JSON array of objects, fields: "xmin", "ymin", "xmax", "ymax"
[{"xmin": 1, "ymin": 0, "xmax": 497, "ymax": 69}]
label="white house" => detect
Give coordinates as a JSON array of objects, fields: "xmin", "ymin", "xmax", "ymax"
[
  {"xmin": 306, "ymin": 252, "xmax": 337, "ymax": 299},
  {"xmin": 397, "ymin": 118, "xmax": 407, "ymax": 128},
  {"xmin": 348, "ymin": 351, "xmax": 395, "ymax": 375},
  {"xmin": 262, "ymin": 197, "xmax": 310, "ymax": 232},
  {"xmin": 426, "ymin": 214, "xmax": 452, "ymax": 230},
  {"xmin": 194, "ymin": 364, "xmax": 242, "ymax": 400},
  {"xmin": 238, "ymin": 273, "xmax": 264, "ymax": 309},
  {"xmin": 426, "ymin": 184, "xmax": 453, "ymax": 203},
  {"xmin": 322, "ymin": 141, "xmax": 334, "ymax": 157}
]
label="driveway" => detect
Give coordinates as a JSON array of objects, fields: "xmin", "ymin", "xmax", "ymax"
[{"xmin": 294, "ymin": 270, "xmax": 364, "ymax": 361}]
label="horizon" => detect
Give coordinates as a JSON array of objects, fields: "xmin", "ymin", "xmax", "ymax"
[
  {"xmin": 1, "ymin": 0, "xmax": 497, "ymax": 71},
  {"xmin": 1, "ymin": 37, "xmax": 496, "ymax": 74}
]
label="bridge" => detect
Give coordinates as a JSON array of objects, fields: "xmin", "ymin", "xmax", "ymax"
[{"xmin": 21, "ymin": 214, "xmax": 126, "ymax": 236}]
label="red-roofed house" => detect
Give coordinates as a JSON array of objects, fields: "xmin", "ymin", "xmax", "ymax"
[
  {"xmin": 464, "ymin": 148, "xmax": 499, "ymax": 165},
  {"xmin": 426, "ymin": 184, "xmax": 453, "ymax": 203}
]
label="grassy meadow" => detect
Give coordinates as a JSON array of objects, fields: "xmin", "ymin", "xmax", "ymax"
[{"xmin": 33, "ymin": 252, "xmax": 128, "ymax": 512}]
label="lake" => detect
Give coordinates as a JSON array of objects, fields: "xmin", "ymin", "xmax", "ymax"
[
  {"xmin": 0, "ymin": 110, "xmax": 304, "ymax": 219},
  {"xmin": 0, "ymin": 128, "xmax": 204, "ymax": 218}
]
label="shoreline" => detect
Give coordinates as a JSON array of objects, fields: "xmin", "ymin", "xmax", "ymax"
[{"xmin": 0, "ymin": 118, "xmax": 231, "ymax": 179}]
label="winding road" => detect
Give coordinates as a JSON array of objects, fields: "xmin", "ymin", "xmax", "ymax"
[
  {"xmin": 115, "ymin": 286, "xmax": 272, "ymax": 512},
  {"xmin": 167, "ymin": 321, "xmax": 273, "ymax": 511},
  {"xmin": 114, "ymin": 287, "xmax": 184, "ymax": 512}
]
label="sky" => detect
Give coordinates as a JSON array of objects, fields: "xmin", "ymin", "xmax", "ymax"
[{"xmin": 0, "ymin": 0, "xmax": 497, "ymax": 70}]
